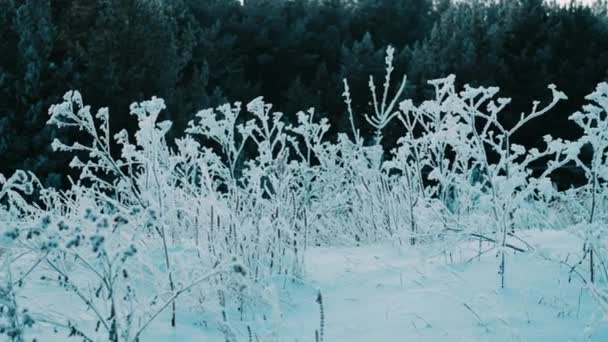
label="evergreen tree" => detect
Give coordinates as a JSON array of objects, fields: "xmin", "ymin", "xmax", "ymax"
[{"xmin": 0, "ymin": 0, "xmax": 606, "ymax": 190}]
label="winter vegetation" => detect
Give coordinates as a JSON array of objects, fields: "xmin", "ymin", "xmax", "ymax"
[
  {"xmin": 1, "ymin": 45, "xmax": 608, "ymax": 341},
  {"xmin": 3, "ymin": 0, "xmax": 608, "ymax": 341}
]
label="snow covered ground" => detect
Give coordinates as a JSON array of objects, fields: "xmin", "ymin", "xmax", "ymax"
[
  {"xmin": 26, "ymin": 229, "xmax": 606, "ymax": 341},
  {"xmin": 280, "ymin": 230, "xmax": 608, "ymax": 342}
]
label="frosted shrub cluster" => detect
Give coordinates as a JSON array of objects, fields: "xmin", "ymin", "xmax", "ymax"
[{"xmin": 2, "ymin": 46, "xmax": 608, "ymax": 340}]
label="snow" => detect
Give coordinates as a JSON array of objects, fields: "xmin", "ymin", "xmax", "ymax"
[
  {"xmin": 280, "ymin": 231, "xmax": 608, "ymax": 342},
  {"xmin": 24, "ymin": 230, "xmax": 608, "ymax": 341}
]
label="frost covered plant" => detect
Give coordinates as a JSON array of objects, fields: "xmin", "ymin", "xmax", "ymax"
[
  {"xmin": 314, "ymin": 290, "xmax": 325, "ymax": 342},
  {"xmin": 186, "ymin": 100, "xmax": 255, "ymax": 187},
  {"xmin": 453, "ymin": 81, "xmax": 572, "ymax": 288},
  {"xmin": 48, "ymin": 91, "xmax": 185, "ymax": 327},
  {"xmin": 42, "ymin": 92, "xmax": 252, "ymax": 338},
  {"xmin": 0, "ymin": 171, "xmax": 39, "ymax": 220},
  {"xmin": 339, "ymin": 46, "xmax": 415, "ymax": 245},
  {"xmin": 48, "ymin": 92, "xmax": 145, "ymax": 207},
  {"xmin": 567, "ymin": 82, "xmax": 608, "ymax": 285},
  {"xmin": 46, "ymin": 89, "xmax": 331, "ymax": 339},
  {"xmin": 362, "ymin": 45, "xmax": 407, "ymax": 146},
  {"xmin": 0, "ymin": 171, "xmax": 42, "ymax": 341},
  {"xmin": 4, "ymin": 199, "xmax": 245, "ymax": 342},
  {"xmin": 387, "ymin": 74, "xmax": 573, "ymax": 286},
  {"xmin": 0, "ymin": 263, "xmax": 35, "ymax": 342},
  {"xmin": 25, "ymin": 207, "xmax": 141, "ymax": 341}
]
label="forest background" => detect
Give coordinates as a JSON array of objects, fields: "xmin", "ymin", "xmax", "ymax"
[{"xmin": 1, "ymin": 0, "xmax": 607, "ymax": 188}]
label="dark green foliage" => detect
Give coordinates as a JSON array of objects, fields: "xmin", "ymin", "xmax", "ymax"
[{"xmin": 0, "ymin": 0, "xmax": 607, "ymax": 188}]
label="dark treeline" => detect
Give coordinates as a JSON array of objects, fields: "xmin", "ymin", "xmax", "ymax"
[{"xmin": 1, "ymin": 0, "xmax": 607, "ymax": 187}]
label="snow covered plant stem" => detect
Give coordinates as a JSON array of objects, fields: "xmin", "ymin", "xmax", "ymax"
[
  {"xmin": 365, "ymin": 46, "xmax": 407, "ymax": 146},
  {"xmin": 342, "ymin": 79, "xmax": 360, "ymax": 144},
  {"xmin": 186, "ymin": 100, "xmax": 254, "ymax": 188},
  {"xmin": 0, "ymin": 264, "xmax": 34, "ymax": 342},
  {"xmin": 47, "ymin": 93, "xmax": 185, "ymax": 328},
  {"xmin": 148, "ymin": 154, "xmax": 177, "ymax": 327},
  {"xmin": 343, "ymin": 45, "xmax": 406, "ymax": 147},
  {"xmin": 342, "ymin": 46, "xmax": 414, "ymax": 243},
  {"xmin": 0, "ymin": 172, "xmax": 40, "ymax": 341},
  {"xmin": 569, "ymin": 82, "xmax": 608, "ymax": 284},
  {"xmin": 47, "ymin": 92, "xmax": 145, "ymax": 207},
  {"xmin": 463, "ymin": 83, "xmax": 569, "ymax": 288},
  {"xmin": 394, "ymin": 75, "xmax": 570, "ymax": 287},
  {"xmin": 315, "ymin": 290, "xmax": 325, "ymax": 342},
  {"xmin": 132, "ymin": 262, "xmax": 246, "ymax": 342}
]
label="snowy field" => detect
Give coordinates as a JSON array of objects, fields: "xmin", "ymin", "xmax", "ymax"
[
  {"xmin": 3, "ymin": 47, "xmax": 608, "ymax": 341},
  {"xmin": 285, "ymin": 231, "xmax": 607, "ymax": 342},
  {"xmin": 19, "ymin": 230, "xmax": 608, "ymax": 341}
]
